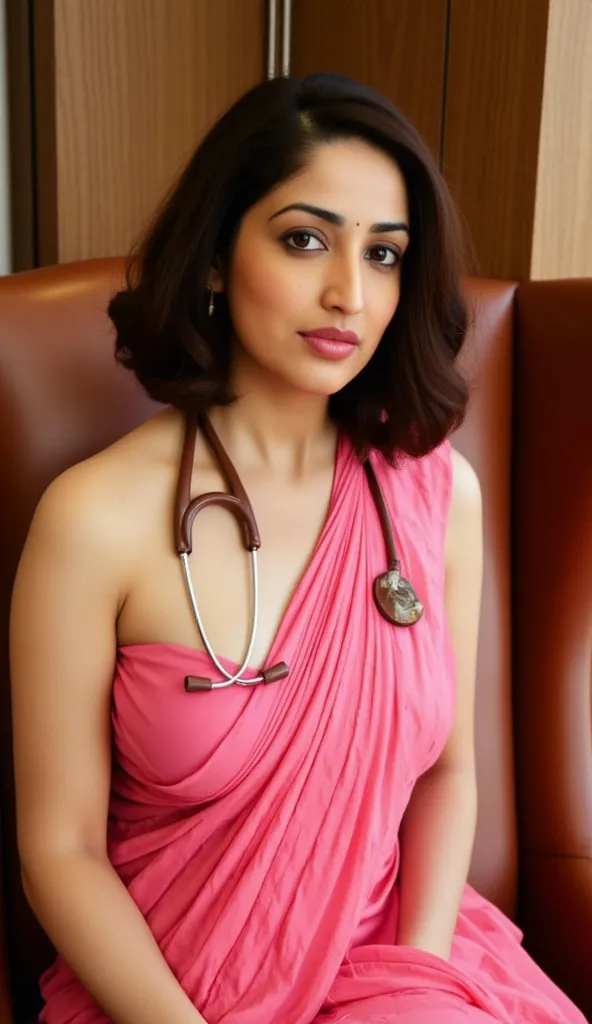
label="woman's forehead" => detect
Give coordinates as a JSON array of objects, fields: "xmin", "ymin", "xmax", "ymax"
[{"xmin": 256, "ymin": 139, "xmax": 409, "ymax": 227}]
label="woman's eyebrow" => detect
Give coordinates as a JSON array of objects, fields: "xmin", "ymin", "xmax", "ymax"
[
  {"xmin": 269, "ymin": 202, "xmax": 344, "ymax": 226},
  {"xmin": 269, "ymin": 202, "xmax": 409, "ymax": 235},
  {"xmin": 371, "ymin": 219, "xmax": 410, "ymax": 236}
]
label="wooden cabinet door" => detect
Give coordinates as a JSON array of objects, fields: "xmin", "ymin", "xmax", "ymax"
[
  {"xmin": 33, "ymin": 0, "xmax": 266, "ymax": 264},
  {"xmin": 442, "ymin": 0, "xmax": 550, "ymax": 280},
  {"xmin": 289, "ymin": 0, "xmax": 448, "ymax": 160}
]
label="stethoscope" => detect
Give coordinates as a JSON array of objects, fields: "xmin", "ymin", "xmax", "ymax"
[{"xmin": 175, "ymin": 414, "xmax": 424, "ymax": 692}]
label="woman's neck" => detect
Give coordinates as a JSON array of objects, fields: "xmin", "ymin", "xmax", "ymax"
[{"xmin": 207, "ymin": 362, "xmax": 335, "ymax": 478}]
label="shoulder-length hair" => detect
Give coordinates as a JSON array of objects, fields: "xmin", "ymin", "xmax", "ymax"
[{"xmin": 109, "ymin": 73, "xmax": 469, "ymax": 462}]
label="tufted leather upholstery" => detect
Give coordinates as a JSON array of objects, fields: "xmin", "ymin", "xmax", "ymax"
[{"xmin": 0, "ymin": 261, "xmax": 589, "ymax": 1021}]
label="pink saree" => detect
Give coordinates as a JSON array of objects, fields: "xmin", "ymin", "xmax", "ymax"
[{"xmin": 40, "ymin": 436, "xmax": 586, "ymax": 1023}]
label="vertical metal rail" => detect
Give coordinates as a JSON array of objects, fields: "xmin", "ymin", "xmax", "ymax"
[
  {"xmin": 267, "ymin": 0, "xmax": 278, "ymax": 79},
  {"xmin": 281, "ymin": 0, "xmax": 292, "ymax": 77}
]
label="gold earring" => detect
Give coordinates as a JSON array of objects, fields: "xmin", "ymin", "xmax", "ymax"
[{"xmin": 208, "ymin": 286, "xmax": 215, "ymax": 317}]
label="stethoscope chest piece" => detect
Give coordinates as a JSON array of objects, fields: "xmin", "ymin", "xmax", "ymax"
[
  {"xmin": 373, "ymin": 565, "xmax": 424, "ymax": 626},
  {"xmin": 363, "ymin": 456, "xmax": 424, "ymax": 628}
]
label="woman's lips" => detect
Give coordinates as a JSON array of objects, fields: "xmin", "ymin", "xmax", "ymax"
[{"xmin": 299, "ymin": 328, "xmax": 360, "ymax": 361}]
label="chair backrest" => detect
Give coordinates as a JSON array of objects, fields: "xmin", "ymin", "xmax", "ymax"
[
  {"xmin": 0, "ymin": 260, "xmax": 161, "ymax": 1018},
  {"xmin": 455, "ymin": 277, "xmax": 518, "ymax": 912},
  {"xmin": 0, "ymin": 260, "xmax": 518, "ymax": 1019},
  {"xmin": 513, "ymin": 279, "xmax": 592, "ymax": 1010}
]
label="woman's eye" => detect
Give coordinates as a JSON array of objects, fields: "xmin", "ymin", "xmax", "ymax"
[
  {"xmin": 283, "ymin": 231, "xmax": 324, "ymax": 252},
  {"xmin": 366, "ymin": 245, "xmax": 400, "ymax": 268}
]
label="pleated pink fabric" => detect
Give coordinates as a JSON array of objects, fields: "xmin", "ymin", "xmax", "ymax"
[{"xmin": 40, "ymin": 436, "xmax": 586, "ymax": 1023}]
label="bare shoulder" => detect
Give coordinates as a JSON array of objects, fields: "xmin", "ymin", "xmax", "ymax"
[
  {"xmin": 450, "ymin": 448, "xmax": 481, "ymax": 507},
  {"xmin": 445, "ymin": 448, "xmax": 482, "ymax": 571},
  {"xmin": 27, "ymin": 407, "xmax": 184, "ymax": 571}
]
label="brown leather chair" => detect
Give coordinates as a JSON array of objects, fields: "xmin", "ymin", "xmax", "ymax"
[
  {"xmin": 0, "ymin": 260, "xmax": 590, "ymax": 1022},
  {"xmin": 513, "ymin": 281, "xmax": 592, "ymax": 1006}
]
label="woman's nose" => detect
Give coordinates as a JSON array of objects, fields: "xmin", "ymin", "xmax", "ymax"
[{"xmin": 321, "ymin": 255, "xmax": 364, "ymax": 316}]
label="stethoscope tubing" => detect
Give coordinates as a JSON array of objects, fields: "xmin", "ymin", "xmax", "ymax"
[
  {"xmin": 176, "ymin": 415, "xmax": 423, "ymax": 693},
  {"xmin": 180, "ymin": 547, "xmax": 265, "ymax": 688}
]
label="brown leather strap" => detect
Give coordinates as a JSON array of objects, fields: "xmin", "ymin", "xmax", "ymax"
[
  {"xmin": 174, "ymin": 412, "xmax": 261, "ymax": 555},
  {"xmin": 363, "ymin": 458, "xmax": 399, "ymax": 572},
  {"xmin": 198, "ymin": 413, "xmax": 252, "ymax": 510},
  {"xmin": 174, "ymin": 415, "xmax": 199, "ymax": 554}
]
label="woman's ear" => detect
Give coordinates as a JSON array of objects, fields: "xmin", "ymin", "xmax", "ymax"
[{"xmin": 207, "ymin": 262, "xmax": 225, "ymax": 294}]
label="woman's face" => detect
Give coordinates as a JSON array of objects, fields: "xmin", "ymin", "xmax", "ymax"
[{"xmin": 218, "ymin": 137, "xmax": 410, "ymax": 398}]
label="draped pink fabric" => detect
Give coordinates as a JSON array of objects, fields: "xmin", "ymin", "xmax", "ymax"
[{"xmin": 40, "ymin": 436, "xmax": 586, "ymax": 1023}]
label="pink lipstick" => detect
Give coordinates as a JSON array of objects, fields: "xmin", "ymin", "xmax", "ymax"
[{"xmin": 299, "ymin": 327, "xmax": 360, "ymax": 361}]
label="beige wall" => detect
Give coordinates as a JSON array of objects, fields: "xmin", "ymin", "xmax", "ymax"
[{"xmin": 531, "ymin": 0, "xmax": 592, "ymax": 279}]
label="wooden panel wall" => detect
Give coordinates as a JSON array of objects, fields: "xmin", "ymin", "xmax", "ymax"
[
  {"xmin": 530, "ymin": 0, "xmax": 592, "ymax": 280},
  {"xmin": 5, "ymin": 0, "xmax": 35, "ymax": 270},
  {"xmin": 290, "ymin": 0, "xmax": 448, "ymax": 160},
  {"xmin": 442, "ymin": 0, "xmax": 550, "ymax": 280},
  {"xmin": 11, "ymin": 1, "xmax": 592, "ymax": 278},
  {"xmin": 34, "ymin": 0, "xmax": 265, "ymax": 265}
]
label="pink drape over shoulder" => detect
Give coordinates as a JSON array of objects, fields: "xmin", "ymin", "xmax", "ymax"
[{"xmin": 40, "ymin": 438, "xmax": 586, "ymax": 1024}]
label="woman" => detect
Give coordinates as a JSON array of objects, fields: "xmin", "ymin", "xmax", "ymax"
[{"xmin": 10, "ymin": 74, "xmax": 585, "ymax": 1024}]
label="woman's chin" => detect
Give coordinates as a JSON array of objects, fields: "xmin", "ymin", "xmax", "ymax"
[
  {"xmin": 266, "ymin": 359, "xmax": 361, "ymax": 399},
  {"xmin": 278, "ymin": 374, "xmax": 351, "ymax": 400}
]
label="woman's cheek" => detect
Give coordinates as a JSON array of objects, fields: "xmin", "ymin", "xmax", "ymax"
[
  {"xmin": 373, "ymin": 279, "xmax": 401, "ymax": 336},
  {"xmin": 232, "ymin": 250, "xmax": 297, "ymax": 319}
]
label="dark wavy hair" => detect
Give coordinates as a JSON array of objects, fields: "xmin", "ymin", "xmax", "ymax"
[{"xmin": 109, "ymin": 73, "xmax": 469, "ymax": 461}]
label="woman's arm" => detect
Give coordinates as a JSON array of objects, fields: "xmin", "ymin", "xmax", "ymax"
[
  {"xmin": 396, "ymin": 449, "xmax": 483, "ymax": 959},
  {"xmin": 10, "ymin": 466, "xmax": 207, "ymax": 1024}
]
